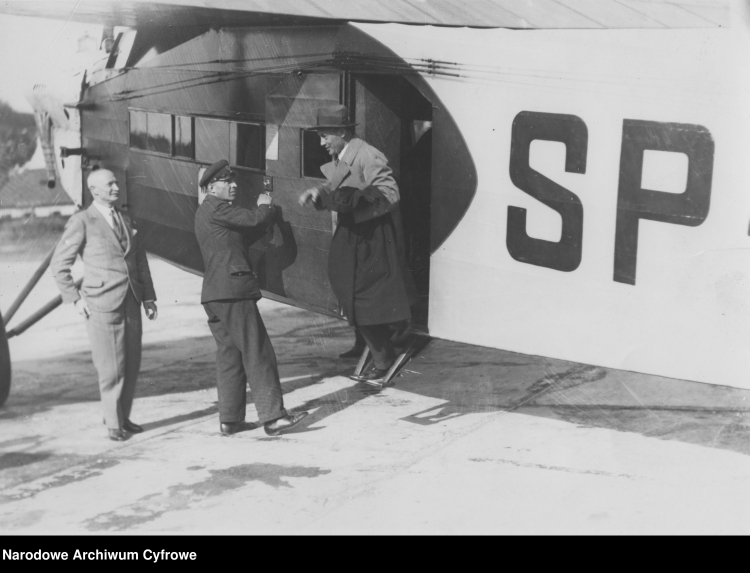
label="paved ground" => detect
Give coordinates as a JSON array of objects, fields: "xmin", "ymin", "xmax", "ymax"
[{"xmin": 1, "ymin": 254, "xmax": 750, "ymax": 534}]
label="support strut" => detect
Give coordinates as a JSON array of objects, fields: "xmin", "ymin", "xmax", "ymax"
[
  {"xmin": 0, "ymin": 310, "xmax": 10, "ymax": 407},
  {"xmin": 0, "ymin": 239, "xmax": 75, "ymax": 407},
  {"xmin": 6, "ymin": 278, "xmax": 82, "ymax": 339},
  {"xmin": 3, "ymin": 242, "xmax": 58, "ymax": 327}
]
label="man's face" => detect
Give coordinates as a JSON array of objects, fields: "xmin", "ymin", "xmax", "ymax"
[
  {"xmin": 318, "ymin": 129, "xmax": 346, "ymax": 157},
  {"xmin": 89, "ymin": 170, "xmax": 119, "ymax": 206},
  {"xmin": 209, "ymin": 177, "xmax": 237, "ymax": 202}
]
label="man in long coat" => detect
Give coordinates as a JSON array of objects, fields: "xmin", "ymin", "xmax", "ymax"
[
  {"xmin": 195, "ymin": 159, "xmax": 307, "ymax": 436},
  {"xmin": 299, "ymin": 105, "xmax": 417, "ymax": 386},
  {"xmin": 51, "ymin": 169, "xmax": 157, "ymax": 441}
]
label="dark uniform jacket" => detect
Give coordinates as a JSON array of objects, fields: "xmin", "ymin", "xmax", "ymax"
[
  {"xmin": 313, "ymin": 137, "xmax": 417, "ymax": 326},
  {"xmin": 194, "ymin": 194, "xmax": 275, "ymax": 303}
]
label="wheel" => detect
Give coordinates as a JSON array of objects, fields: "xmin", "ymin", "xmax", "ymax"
[{"xmin": 0, "ymin": 311, "xmax": 10, "ymax": 407}]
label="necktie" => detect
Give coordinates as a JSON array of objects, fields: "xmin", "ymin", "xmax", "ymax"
[{"xmin": 111, "ymin": 209, "xmax": 127, "ymax": 251}]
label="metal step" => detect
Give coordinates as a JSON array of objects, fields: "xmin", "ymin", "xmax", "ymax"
[{"xmin": 349, "ymin": 334, "xmax": 430, "ymax": 388}]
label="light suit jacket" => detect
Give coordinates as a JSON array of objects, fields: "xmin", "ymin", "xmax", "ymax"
[
  {"xmin": 51, "ymin": 204, "xmax": 156, "ymax": 313},
  {"xmin": 315, "ymin": 137, "xmax": 400, "ymax": 225}
]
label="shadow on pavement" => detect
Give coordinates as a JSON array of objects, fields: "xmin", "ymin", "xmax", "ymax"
[
  {"xmin": 393, "ymin": 339, "xmax": 750, "ymax": 457},
  {"xmin": 3, "ymin": 303, "xmax": 750, "ymax": 461}
]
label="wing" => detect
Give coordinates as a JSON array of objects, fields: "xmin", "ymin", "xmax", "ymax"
[{"xmin": 0, "ymin": 0, "xmax": 729, "ymax": 29}]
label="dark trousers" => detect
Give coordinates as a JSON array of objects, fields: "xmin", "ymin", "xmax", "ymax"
[
  {"xmin": 86, "ymin": 291, "xmax": 142, "ymax": 430},
  {"xmin": 353, "ymin": 327, "xmax": 366, "ymax": 349},
  {"xmin": 358, "ymin": 324, "xmax": 395, "ymax": 370},
  {"xmin": 204, "ymin": 299, "xmax": 286, "ymax": 424}
]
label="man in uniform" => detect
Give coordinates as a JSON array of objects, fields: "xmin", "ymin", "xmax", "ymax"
[
  {"xmin": 195, "ymin": 160, "xmax": 307, "ymax": 436},
  {"xmin": 51, "ymin": 168, "xmax": 157, "ymax": 441},
  {"xmin": 299, "ymin": 105, "xmax": 416, "ymax": 386}
]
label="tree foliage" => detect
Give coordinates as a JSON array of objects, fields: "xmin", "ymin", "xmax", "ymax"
[{"xmin": 0, "ymin": 101, "xmax": 38, "ymax": 190}]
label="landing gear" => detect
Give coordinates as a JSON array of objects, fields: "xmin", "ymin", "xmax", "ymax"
[
  {"xmin": 0, "ymin": 312, "xmax": 10, "ymax": 407},
  {"xmin": 0, "ymin": 241, "xmax": 77, "ymax": 408}
]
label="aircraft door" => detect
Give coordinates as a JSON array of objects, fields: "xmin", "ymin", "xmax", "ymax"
[
  {"xmin": 252, "ymin": 72, "xmax": 342, "ymax": 316},
  {"xmin": 352, "ymin": 74, "xmax": 433, "ymax": 325}
]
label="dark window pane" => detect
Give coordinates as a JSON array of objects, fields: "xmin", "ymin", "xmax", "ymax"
[
  {"xmin": 175, "ymin": 115, "xmax": 193, "ymax": 158},
  {"xmin": 234, "ymin": 123, "xmax": 264, "ymax": 170},
  {"xmin": 195, "ymin": 118, "xmax": 229, "ymax": 163},
  {"xmin": 302, "ymin": 129, "xmax": 330, "ymax": 178},
  {"xmin": 129, "ymin": 110, "xmax": 147, "ymax": 150},
  {"xmin": 147, "ymin": 112, "xmax": 171, "ymax": 154}
]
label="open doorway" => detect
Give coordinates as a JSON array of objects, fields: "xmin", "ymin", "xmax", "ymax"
[{"xmin": 350, "ymin": 74, "xmax": 433, "ymax": 327}]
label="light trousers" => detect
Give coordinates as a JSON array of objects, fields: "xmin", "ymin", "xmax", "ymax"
[{"xmin": 86, "ymin": 291, "xmax": 142, "ymax": 430}]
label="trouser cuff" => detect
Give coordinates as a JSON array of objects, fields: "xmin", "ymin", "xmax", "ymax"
[{"xmin": 260, "ymin": 408, "xmax": 288, "ymax": 425}]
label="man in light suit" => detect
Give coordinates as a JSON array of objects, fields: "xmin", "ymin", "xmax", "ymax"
[
  {"xmin": 299, "ymin": 105, "xmax": 417, "ymax": 387},
  {"xmin": 51, "ymin": 169, "xmax": 157, "ymax": 441}
]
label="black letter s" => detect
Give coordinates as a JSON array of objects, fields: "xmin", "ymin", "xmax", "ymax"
[{"xmin": 507, "ymin": 111, "xmax": 587, "ymax": 272}]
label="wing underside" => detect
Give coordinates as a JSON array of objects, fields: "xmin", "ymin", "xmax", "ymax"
[{"xmin": 0, "ymin": 0, "xmax": 730, "ymax": 29}]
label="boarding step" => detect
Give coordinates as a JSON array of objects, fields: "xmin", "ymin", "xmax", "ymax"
[{"xmin": 349, "ymin": 333, "xmax": 431, "ymax": 388}]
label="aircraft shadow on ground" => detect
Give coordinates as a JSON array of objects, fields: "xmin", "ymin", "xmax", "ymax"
[
  {"xmin": 391, "ymin": 339, "xmax": 750, "ymax": 458},
  {"xmin": 248, "ymin": 318, "xmax": 750, "ymax": 458},
  {"xmin": 0, "ymin": 306, "xmax": 360, "ymax": 425},
  {"xmin": 3, "ymin": 305, "xmax": 750, "ymax": 459}
]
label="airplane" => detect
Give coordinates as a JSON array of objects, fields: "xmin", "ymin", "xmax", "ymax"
[{"xmin": 0, "ymin": 0, "xmax": 747, "ymax": 407}]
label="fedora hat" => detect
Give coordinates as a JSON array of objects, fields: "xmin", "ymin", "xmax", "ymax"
[{"xmin": 311, "ymin": 104, "xmax": 357, "ymax": 130}]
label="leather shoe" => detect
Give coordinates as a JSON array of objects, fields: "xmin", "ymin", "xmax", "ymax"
[
  {"xmin": 339, "ymin": 345, "xmax": 366, "ymax": 359},
  {"xmin": 264, "ymin": 411, "xmax": 309, "ymax": 436},
  {"xmin": 220, "ymin": 422, "xmax": 244, "ymax": 436},
  {"xmin": 123, "ymin": 419, "xmax": 144, "ymax": 434},
  {"xmin": 108, "ymin": 429, "xmax": 126, "ymax": 442}
]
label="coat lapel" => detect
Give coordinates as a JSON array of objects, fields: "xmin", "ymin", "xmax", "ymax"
[
  {"xmin": 341, "ymin": 138, "xmax": 364, "ymax": 168},
  {"xmin": 320, "ymin": 161, "xmax": 335, "ymax": 182},
  {"xmin": 119, "ymin": 210, "xmax": 133, "ymax": 256},
  {"xmin": 320, "ymin": 139, "xmax": 364, "ymax": 190},
  {"xmin": 326, "ymin": 160, "xmax": 351, "ymax": 191},
  {"xmin": 87, "ymin": 204, "xmax": 125, "ymax": 253}
]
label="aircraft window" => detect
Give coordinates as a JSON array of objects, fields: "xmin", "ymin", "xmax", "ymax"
[
  {"xmin": 233, "ymin": 123, "xmax": 264, "ymax": 170},
  {"xmin": 146, "ymin": 112, "xmax": 172, "ymax": 154},
  {"xmin": 195, "ymin": 118, "xmax": 229, "ymax": 163},
  {"xmin": 174, "ymin": 115, "xmax": 193, "ymax": 159},
  {"xmin": 129, "ymin": 110, "xmax": 148, "ymax": 150},
  {"xmin": 301, "ymin": 129, "xmax": 330, "ymax": 179}
]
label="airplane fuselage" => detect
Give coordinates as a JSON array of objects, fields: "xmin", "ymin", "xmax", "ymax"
[{"xmin": 32, "ymin": 18, "xmax": 750, "ymax": 389}]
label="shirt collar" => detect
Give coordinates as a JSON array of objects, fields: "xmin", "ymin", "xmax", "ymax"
[
  {"xmin": 93, "ymin": 201, "xmax": 115, "ymax": 218},
  {"xmin": 338, "ymin": 140, "xmax": 351, "ymax": 163}
]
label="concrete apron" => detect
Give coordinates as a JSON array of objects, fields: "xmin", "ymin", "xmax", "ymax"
[{"xmin": 0, "ymin": 258, "xmax": 749, "ymax": 534}]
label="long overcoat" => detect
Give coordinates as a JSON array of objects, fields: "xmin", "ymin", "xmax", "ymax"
[{"xmin": 314, "ymin": 137, "xmax": 417, "ymax": 326}]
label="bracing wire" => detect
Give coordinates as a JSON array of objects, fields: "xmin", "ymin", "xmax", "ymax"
[{"xmin": 100, "ymin": 48, "xmax": 725, "ymax": 104}]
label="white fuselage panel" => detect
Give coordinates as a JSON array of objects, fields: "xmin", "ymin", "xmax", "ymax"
[{"xmin": 356, "ymin": 9, "xmax": 750, "ymax": 388}]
